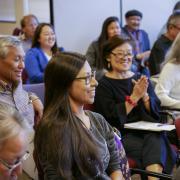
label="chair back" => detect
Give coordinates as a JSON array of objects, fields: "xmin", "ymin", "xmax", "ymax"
[{"xmin": 23, "ymin": 83, "xmax": 45, "ymax": 104}]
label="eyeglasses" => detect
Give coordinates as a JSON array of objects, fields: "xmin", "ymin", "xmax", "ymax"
[
  {"xmin": 75, "ymin": 71, "xmax": 96, "ymax": 85},
  {"xmin": 0, "ymin": 151, "xmax": 30, "ymax": 171},
  {"xmin": 111, "ymin": 51, "xmax": 133, "ymax": 59}
]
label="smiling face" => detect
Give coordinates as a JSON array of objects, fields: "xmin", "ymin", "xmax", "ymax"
[
  {"xmin": 126, "ymin": 15, "xmax": 142, "ymax": 31},
  {"xmin": 38, "ymin": 25, "xmax": 56, "ymax": 50},
  {"xmin": 68, "ymin": 61, "xmax": 98, "ymax": 107},
  {"xmin": 108, "ymin": 43, "xmax": 133, "ymax": 73},
  {"xmin": 0, "ymin": 131, "xmax": 28, "ymax": 180},
  {"xmin": 107, "ymin": 21, "xmax": 121, "ymax": 39},
  {"xmin": 0, "ymin": 46, "xmax": 25, "ymax": 84}
]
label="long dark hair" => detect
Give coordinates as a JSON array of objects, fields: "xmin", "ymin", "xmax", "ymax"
[
  {"xmin": 32, "ymin": 23, "xmax": 58, "ymax": 54},
  {"xmin": 96, "ymin": 16, "xmax": 120, "ymax": 69},
  {"xmin": 34, "ymin": 52, "xmax": 102, "ymax": 179}
]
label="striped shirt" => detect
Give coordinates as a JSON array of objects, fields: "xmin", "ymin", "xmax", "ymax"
[{"xmin": 0, "ymin": 80, "xmax": 34, "ymax": 127}]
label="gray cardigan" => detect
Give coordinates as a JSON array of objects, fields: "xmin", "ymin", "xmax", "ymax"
[{"xmin": 40, "ymin": 111, "xmax": 121, "ymax": 180}]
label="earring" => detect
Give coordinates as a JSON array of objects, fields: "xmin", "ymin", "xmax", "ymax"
[{"xmin": 108, "ymin": 62, "xmax": 111, "ymax": 69}]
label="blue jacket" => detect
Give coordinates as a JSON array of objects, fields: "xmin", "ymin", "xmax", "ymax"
[{"xmin": 25, "ymin": 47, "xmax": 48, "ymax": 84}]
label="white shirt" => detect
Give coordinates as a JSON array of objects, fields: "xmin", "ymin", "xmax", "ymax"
[{"xmin": 155, "ymin": 62, "xmax": 180, "ymax": 109}]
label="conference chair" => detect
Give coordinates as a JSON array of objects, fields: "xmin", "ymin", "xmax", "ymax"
[{"xmin": 23, "ymin": 83, "xmax": 45, "ymax": 104}]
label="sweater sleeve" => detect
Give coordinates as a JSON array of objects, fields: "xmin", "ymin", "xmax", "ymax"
[
  {"xmin": 25, "ymin": 48, "xmax": 44, "ymax": 83},
  {"xmin": 155, "ymin": 63, "xmax": 180, "ymax": 109},
  {"xmin": 91, "ymin": 112, "xmax": 121, "ymax": 175},
  {"xmin": 86, "ymin": 41, "xmax": 98, "ymax": 68},
  {"xmin": 94, "ymin": 80, "xmax": 127, "ymax": 129}
]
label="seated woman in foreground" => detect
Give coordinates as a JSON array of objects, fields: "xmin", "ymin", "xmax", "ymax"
[
  {"xmin": 34, "ymin": 52, "xmax": 130, "ymax": 179},
  {"xmin": 94, "ymin": 36, "xmax": 176, "ymax": 178}
]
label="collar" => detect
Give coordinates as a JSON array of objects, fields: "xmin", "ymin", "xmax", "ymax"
[
  {"xmin": 125, "ymin": 25, "xmax": 139, "ymax": 33},
  {"xmin": 0, "ymin": 80, "xmax": 12, "ymax": 92}
]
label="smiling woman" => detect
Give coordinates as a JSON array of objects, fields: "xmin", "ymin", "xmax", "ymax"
[
  {"xmin": 25, "ymin": 23, "xmax": 59, "ymax": 84},
  {"xmin": 94, "ymin": 35, "xmax": 177, "ymax": 179},
  {"xmin": 34, "ymin": 52, "xmax": 128, "ymax": 179}
]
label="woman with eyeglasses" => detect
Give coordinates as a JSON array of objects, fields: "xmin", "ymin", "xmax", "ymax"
[
  {"xmin": 34, "ymin": 52, "xmax": 131, "ymax": 179},
  {"xmin": 94, "ymin": 36, "xmax": 176, "ymax": 179},
  {"xmin": 0, "ymin": 103, "xmax": 30, "ymax": 180}
]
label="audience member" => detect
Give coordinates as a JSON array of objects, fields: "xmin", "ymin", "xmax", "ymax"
[
  {"xmin": 86, "ymin": 16, "xmax": 121, "ymax": 80},
  {"xmin": 0, "ymin": 36, "xmax": 43, "ymax": 127},
  {"xmin": 94, "ymin": 36, "xmax": 176, "ymax": 179},
  {"xmin": 0, "ymin": 103, "xmax": 30, "ymax": 180},
  {"xmin": 34, "ymin": 52, "xmax": 130, "ymax": 179},
  {"xmin": 155, "ymin": 33, "xmax": 180, "ymax": 109},
  {"xmin": 121, "ymin": 9, "xmax": 151, "ymax": 76},
  {"xmin": 25, "ymin": 23, "xmax": 58, "ymax": 84},
  {"xmin": 19, "ymin": 14, "xmax": 39, "ymax": 53},
  {"xmin": 158, "ymin": 1, "xmax": 180, "ymax": 37},
  {"xmin": 149, "ymin": 11, "xmax": 180, "ymax": 75}
]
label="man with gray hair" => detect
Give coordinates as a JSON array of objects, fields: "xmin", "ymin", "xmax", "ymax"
[
  {"xmin": 0, "ymin": 36, "xmax": 43, "ymax": 127},
  {"xmin": 149, "ymin": 11, "xmax": 180, "ymax": 75}
]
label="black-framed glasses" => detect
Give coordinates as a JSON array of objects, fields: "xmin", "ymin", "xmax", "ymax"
[
  {"xmin": 111, "ymin": 51, "xmax": 133, "ymax": 59},
  {"xmin": 0, "ymin": 151, "xmax": 30, "ymax": 171},
  {"xmin": 75, "ymin": 71, "xmax": 96, "ymax": 85}
]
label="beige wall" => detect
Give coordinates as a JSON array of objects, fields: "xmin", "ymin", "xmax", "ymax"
[
  {"xmin": 0, "ymin": 0, "xmax": 28, "ymax": 35},
  {"xmin": 0, "ymin": 0, "xmax": 50, "ymax": 35}
]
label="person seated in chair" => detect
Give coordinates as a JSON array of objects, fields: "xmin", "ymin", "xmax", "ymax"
[
  {"xmin": 25, "ymin": 23, "xmax": 58, "ymax": 84},
  {"xmin": 94, "ymin": 36, "xmax": 176, "ymax": 179},
  {"xmin": 0, "ymin": 36, "xmax": 43, "ymax": 128},
  {"xmin": 0, "ymin": 103, "xmax": 30, "ymax": 180},
  {"xmin": 19, "ymin": 14, "xmax": 39, "ymax": 53},
  {"xmin": 86, "ymin": 16, "xmax": 121, "ymax": 80},
  {"xmin": 121, "ymin": 10, "xmax": 151, "ymax": 77},
  {"xmin": 34, "ymin": 52, "xmax": 130, "ymax": 179},
  {"xmin": 149, "ymin": 11, "xmax": 180, "ymax": 76},
  {"xmin": 155, "ymin": 33, "xmax": 180, "ymax": 111}
]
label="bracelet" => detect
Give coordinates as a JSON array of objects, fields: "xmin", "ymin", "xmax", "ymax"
[
  {"xmin": 29, "ymin": 96, "xmax": 39, "ymax": 104},
  {"xmin": 32, "ymin": 97, "xmax": 40, "ymax": 102},
  {"xmin": 125, "ymin": 96, "xmax": 137, "ymax": 107}
]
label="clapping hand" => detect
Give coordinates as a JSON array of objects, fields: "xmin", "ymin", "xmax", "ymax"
[{"xmin": 131, "ymin": 76, "xmax": 149, "ymax": 102}]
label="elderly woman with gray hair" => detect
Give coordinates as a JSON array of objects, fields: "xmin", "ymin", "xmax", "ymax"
[{"xmin": 0, "ymin": 103, "xmax": 30, "ymax": 180}]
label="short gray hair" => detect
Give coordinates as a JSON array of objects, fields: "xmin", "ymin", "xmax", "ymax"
[
  {"xmin": 0, "ymin": 36, "xmax": 22, "ymax": 59},
  {"xmin": 0, "ymin": 103, "xmax": 30, "ymax": 149}
]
